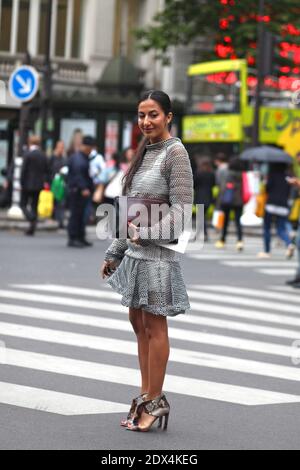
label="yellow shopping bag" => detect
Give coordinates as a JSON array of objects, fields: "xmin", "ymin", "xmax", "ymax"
[
  {"xmin": 38, "ymin": 189, "xmax": 54, "ymax": 219},
  {"xmin": 289, "ymin": 198, "xmax": 300, "ymax": 222},
  {"xmin": 255, "ymin": 193, "xmax": 267, "ymax": 219}
]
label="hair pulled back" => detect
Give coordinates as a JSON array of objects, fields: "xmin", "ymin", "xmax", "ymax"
[{"xmin": 122, "ymin": 90, "xmax": 172, "ymax": 195}]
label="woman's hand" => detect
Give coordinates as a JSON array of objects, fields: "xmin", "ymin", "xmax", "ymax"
[
  {"xmin": 100, "ymin": 260, "xmax": 118, "ymax": 279},
  {"xmin": 287, "ymin": 177, "xmax": 300, "ymax": 187},
  {"xmin": 128, "ymin": 222, "xmax": 141, "ymax": 245}
]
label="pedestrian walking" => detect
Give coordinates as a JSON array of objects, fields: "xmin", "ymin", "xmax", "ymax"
[
  {"xmin": 89, "ymin": 141, "xmax": 106, "ymax": 204},
  {"xmin": 215, "ymin": 157, "xmax": 244, "ymax": 251},
  {"xmin": 194, "ymin": 156, "xmax": 215, "ymax": 241},
  {"xmin": 102, "ymin": 151, "xmax": 131, "ymax": 205},
  {"xmin": 122, "ymin": 147, "xmax": 135, "ymax": 170},
  {"xmin": 20, "ymin": 136, "xmax": 49, "ymax": 236},
  {"xmin": 215, "ymin": 152, "xmax": 228, "ymax": 186},
  {"xmin": 67, "ymin": 128, "xmax": 83, "ymax": 157},
  {"xmin": 49, "ymin": 141, "xmax": 67, "ymax": 228},
  {"xmin": 286, "ymin": 175, "xmax": 300, "ymax": 287},
  {"xmin": 84, "ymin": 139, "xmax": 106, "ymax": 223},
  {"xmin": 258, "ymin": 163, "xmax": 295, "ymax": 259},
  {"xmin": 0, "ymin": 162, "xmax": 14, "ymax": 208},
  {"xmin": 67, "ymin": 135, "xmax": 94, "ymax": 248},
  {"xmin": 101, "ymin": 90, "xmax": 193, "ymax": 432}
]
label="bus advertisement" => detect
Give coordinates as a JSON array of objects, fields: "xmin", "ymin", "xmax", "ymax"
[{"xmin": 182, "ymin": 59, "xmax": 300, "ymax": 158}]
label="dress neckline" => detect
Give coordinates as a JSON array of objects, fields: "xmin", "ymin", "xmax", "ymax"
[{"xmin": 145, "ymin": 137, "xmax": 180, "ymax": 151}]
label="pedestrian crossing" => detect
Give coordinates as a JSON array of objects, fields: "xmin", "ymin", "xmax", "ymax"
[
  {"xmin": 0, "ymin": 282, "xmax": 300, "ymax": 415},
  {"xmin": 187, "ymin": 238, "xmax": 298, "ymax": 278}
]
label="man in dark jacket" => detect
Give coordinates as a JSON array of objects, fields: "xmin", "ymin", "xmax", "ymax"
[
  {"xmin": 20, "ymin": 136, "xmax": 49, "ymax": 236},
  {"xmin": 67, "ymin": 135, "xmax": 95, "ymax": 248}
]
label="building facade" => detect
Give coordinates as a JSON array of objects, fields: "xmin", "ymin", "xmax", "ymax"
[{"xmin": 0, "ymin": 0, "xmax": 194, "ymax": 177}]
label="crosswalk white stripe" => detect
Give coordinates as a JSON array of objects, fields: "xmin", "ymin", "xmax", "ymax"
[
  {"xmin": 13, "ymin": 282, "xmax": 300, "ymax": 306},
  {"xmin": 0, "ymin": 289, "xmax": 129, "ymax": 313},
  {"xmin": 9, "ymin": 284, "xmax": 300, "ymax": 328},
  {"xmin": 187, "ymin": 289, "xmax": 300, "ymax": 315},
  {"xmin": 271, "ymin": 286, "xmax": 299, "ymax": 293},
  {"xmin": 258, "ymin": 269, "xmax": 295, "ymax": 276},
  {"xmin": 1, "ymin": 304, "xmax": 300, "ymax": 381},
  {"xmin": 11, "ymin": 284, "xmax": 120, "ymax": 300},
  {"xmin": 0, "ymin": 381, "xmax": 129, "ymax": 416},
  {"xmin": 2, "ymin": 287, "xmax": 300, "ymax": 330},
  {"xmin": 188, "ymin": 303, "xmax": 300, "ymax": 329},
  {"xmin": 189, "ymin": 255, "xmax": 264, "ymax": 260},
  {"xmin": 189, "ymin": 285, "xmax": 300, "ymax": 305},
  {"xmin": 1, "ymin": 302, "xmax": 300, "ymax": 341},
  {"xmin": 4, "ymin": 328, "xmax": 300, "ymax": 381},
  {"xmin": 3, "ymin": 349, "xmax": 300, "ymax": 406},
  {"xmin": 13, "ymin": 283, "xmax": 296, "ymax": 318},
  {"xmin": 0, "ymin": 320, "xmax": 295, "ymax": 358},
  {"xmin": 222, "ymin": 261, "xmax": 297, "ymax": 268}
]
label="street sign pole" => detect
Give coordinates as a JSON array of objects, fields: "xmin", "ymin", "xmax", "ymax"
[{"xmin": 7, "ymin": 63, "xmax": 39, "ymax": 219}]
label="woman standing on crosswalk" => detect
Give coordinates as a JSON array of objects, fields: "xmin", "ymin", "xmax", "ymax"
[{"xmin": 101, "ymin": 90, "xmax": 193, "ymax": 432}]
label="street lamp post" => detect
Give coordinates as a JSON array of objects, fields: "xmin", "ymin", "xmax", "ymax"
[
  {"xmin": 252, "ymin": 0, "xmax": 266, "ymax": 147},
  {"xmin": 41, "ymin": 0, "xmax": 53, "ymax": 152}
]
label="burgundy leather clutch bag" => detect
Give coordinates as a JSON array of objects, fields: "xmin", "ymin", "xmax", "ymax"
[{"xmin": 114, "ymin": 196, "xmax": 171, "ymax": 239}]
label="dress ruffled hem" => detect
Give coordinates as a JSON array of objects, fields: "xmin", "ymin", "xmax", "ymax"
[{"xmin": 107, "ymin": 255, "xmax": 190, "ymax": 317}]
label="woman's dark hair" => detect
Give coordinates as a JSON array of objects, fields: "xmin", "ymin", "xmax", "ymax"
[{"xmin": 122, "ymin": 90, "xmax": 173, "ymax": 195}]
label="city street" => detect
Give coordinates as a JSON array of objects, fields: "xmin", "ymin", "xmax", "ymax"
[{"xmin": 0, "ymin": 228, "xmax": 300, "ymax": 450}]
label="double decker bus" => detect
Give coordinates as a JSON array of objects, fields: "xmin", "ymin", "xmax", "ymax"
[{"xmin": 182, "ymin": 59, "xmax": 300, "ymax": 158}]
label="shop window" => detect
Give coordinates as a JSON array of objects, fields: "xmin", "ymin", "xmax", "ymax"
[
  {"xmin": 55, "ymin": 0, "xmax": 67, "ymax": 57},
  {"xmin": 0, "ymin": 0, "xmax": 13, "ymax": 51},
  {"xmin": 17, "ymin": 0, "xmax": 30, "ymax": 53},
  {"xmin": 71, "ymin": 0, "xmax": 82, "ymax": 58},
  {"xmin": 38, "ymin": 0, "xmax": 49, "ymax": 55}
]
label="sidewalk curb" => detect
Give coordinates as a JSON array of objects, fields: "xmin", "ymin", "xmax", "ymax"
[{"xmin": 0, "ymin": 211, "xmax": 59, "ymax": 232}]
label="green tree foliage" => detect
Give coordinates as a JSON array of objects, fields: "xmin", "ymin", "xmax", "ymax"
[{"xmin": 135, "ymin": 0, "xmax": 300, "ymax": 68}]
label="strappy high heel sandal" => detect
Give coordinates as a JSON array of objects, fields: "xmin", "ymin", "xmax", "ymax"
[
  {"xmin": 127, "ymin": 394, "xmax": 170, "ymax": 432},
  {"xmin": 120, "ymin": 393, "xmax": 148, "ymax": 427}
]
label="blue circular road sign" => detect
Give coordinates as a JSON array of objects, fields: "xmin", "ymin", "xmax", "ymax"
[{"xmin": 9, "ymin": 66, "xmax": 39, "ymax": 103}]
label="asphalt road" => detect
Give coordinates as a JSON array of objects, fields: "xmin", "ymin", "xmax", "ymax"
[{"xmin": 0, "ymin": 227, "xmax": 300, "ymax": 450}]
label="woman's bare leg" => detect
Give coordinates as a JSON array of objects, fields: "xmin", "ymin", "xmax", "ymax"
[
  {"xmin": 131, "ymin": 311, "xmax": 170, "ymax": 430},
  {"xmin": 142, "ymin": 311, "xmax": 170, "ymax": 400},
  {"xmin": 129, "ymin": 307, "xmax": 149, "ymax": 394}
]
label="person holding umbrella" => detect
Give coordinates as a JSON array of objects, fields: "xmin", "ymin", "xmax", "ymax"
[
  {"xmin": 240, "ymin": 146, "xmax": 296, "ymax": 258},
  {"xmin": 258, "ymin": 162, "xmax": 295, "ymax": 259},
  {"xmin": 286, "ymin": 175, "xmax": 300, "ymax": 287}
]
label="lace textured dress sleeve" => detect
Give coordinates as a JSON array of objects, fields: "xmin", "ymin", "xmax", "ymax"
[{"xmin": 139, "ymin": 142, "xmax": 193, "ymax": 244}]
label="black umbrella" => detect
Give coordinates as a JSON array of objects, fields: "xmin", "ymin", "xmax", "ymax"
[{"xmin": 240, "ymin": 146, "xmax": 293, "ymax": 164}]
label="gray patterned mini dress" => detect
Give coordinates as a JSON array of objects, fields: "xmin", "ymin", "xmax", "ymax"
[{"xmin": 104, "ymin": 137, "xmax": 194, "ymax": 317}]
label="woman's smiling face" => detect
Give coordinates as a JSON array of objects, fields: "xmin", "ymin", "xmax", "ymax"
[{"xmin": 138, "ymin": 99, "xmax": 172, "ymax": 143}]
